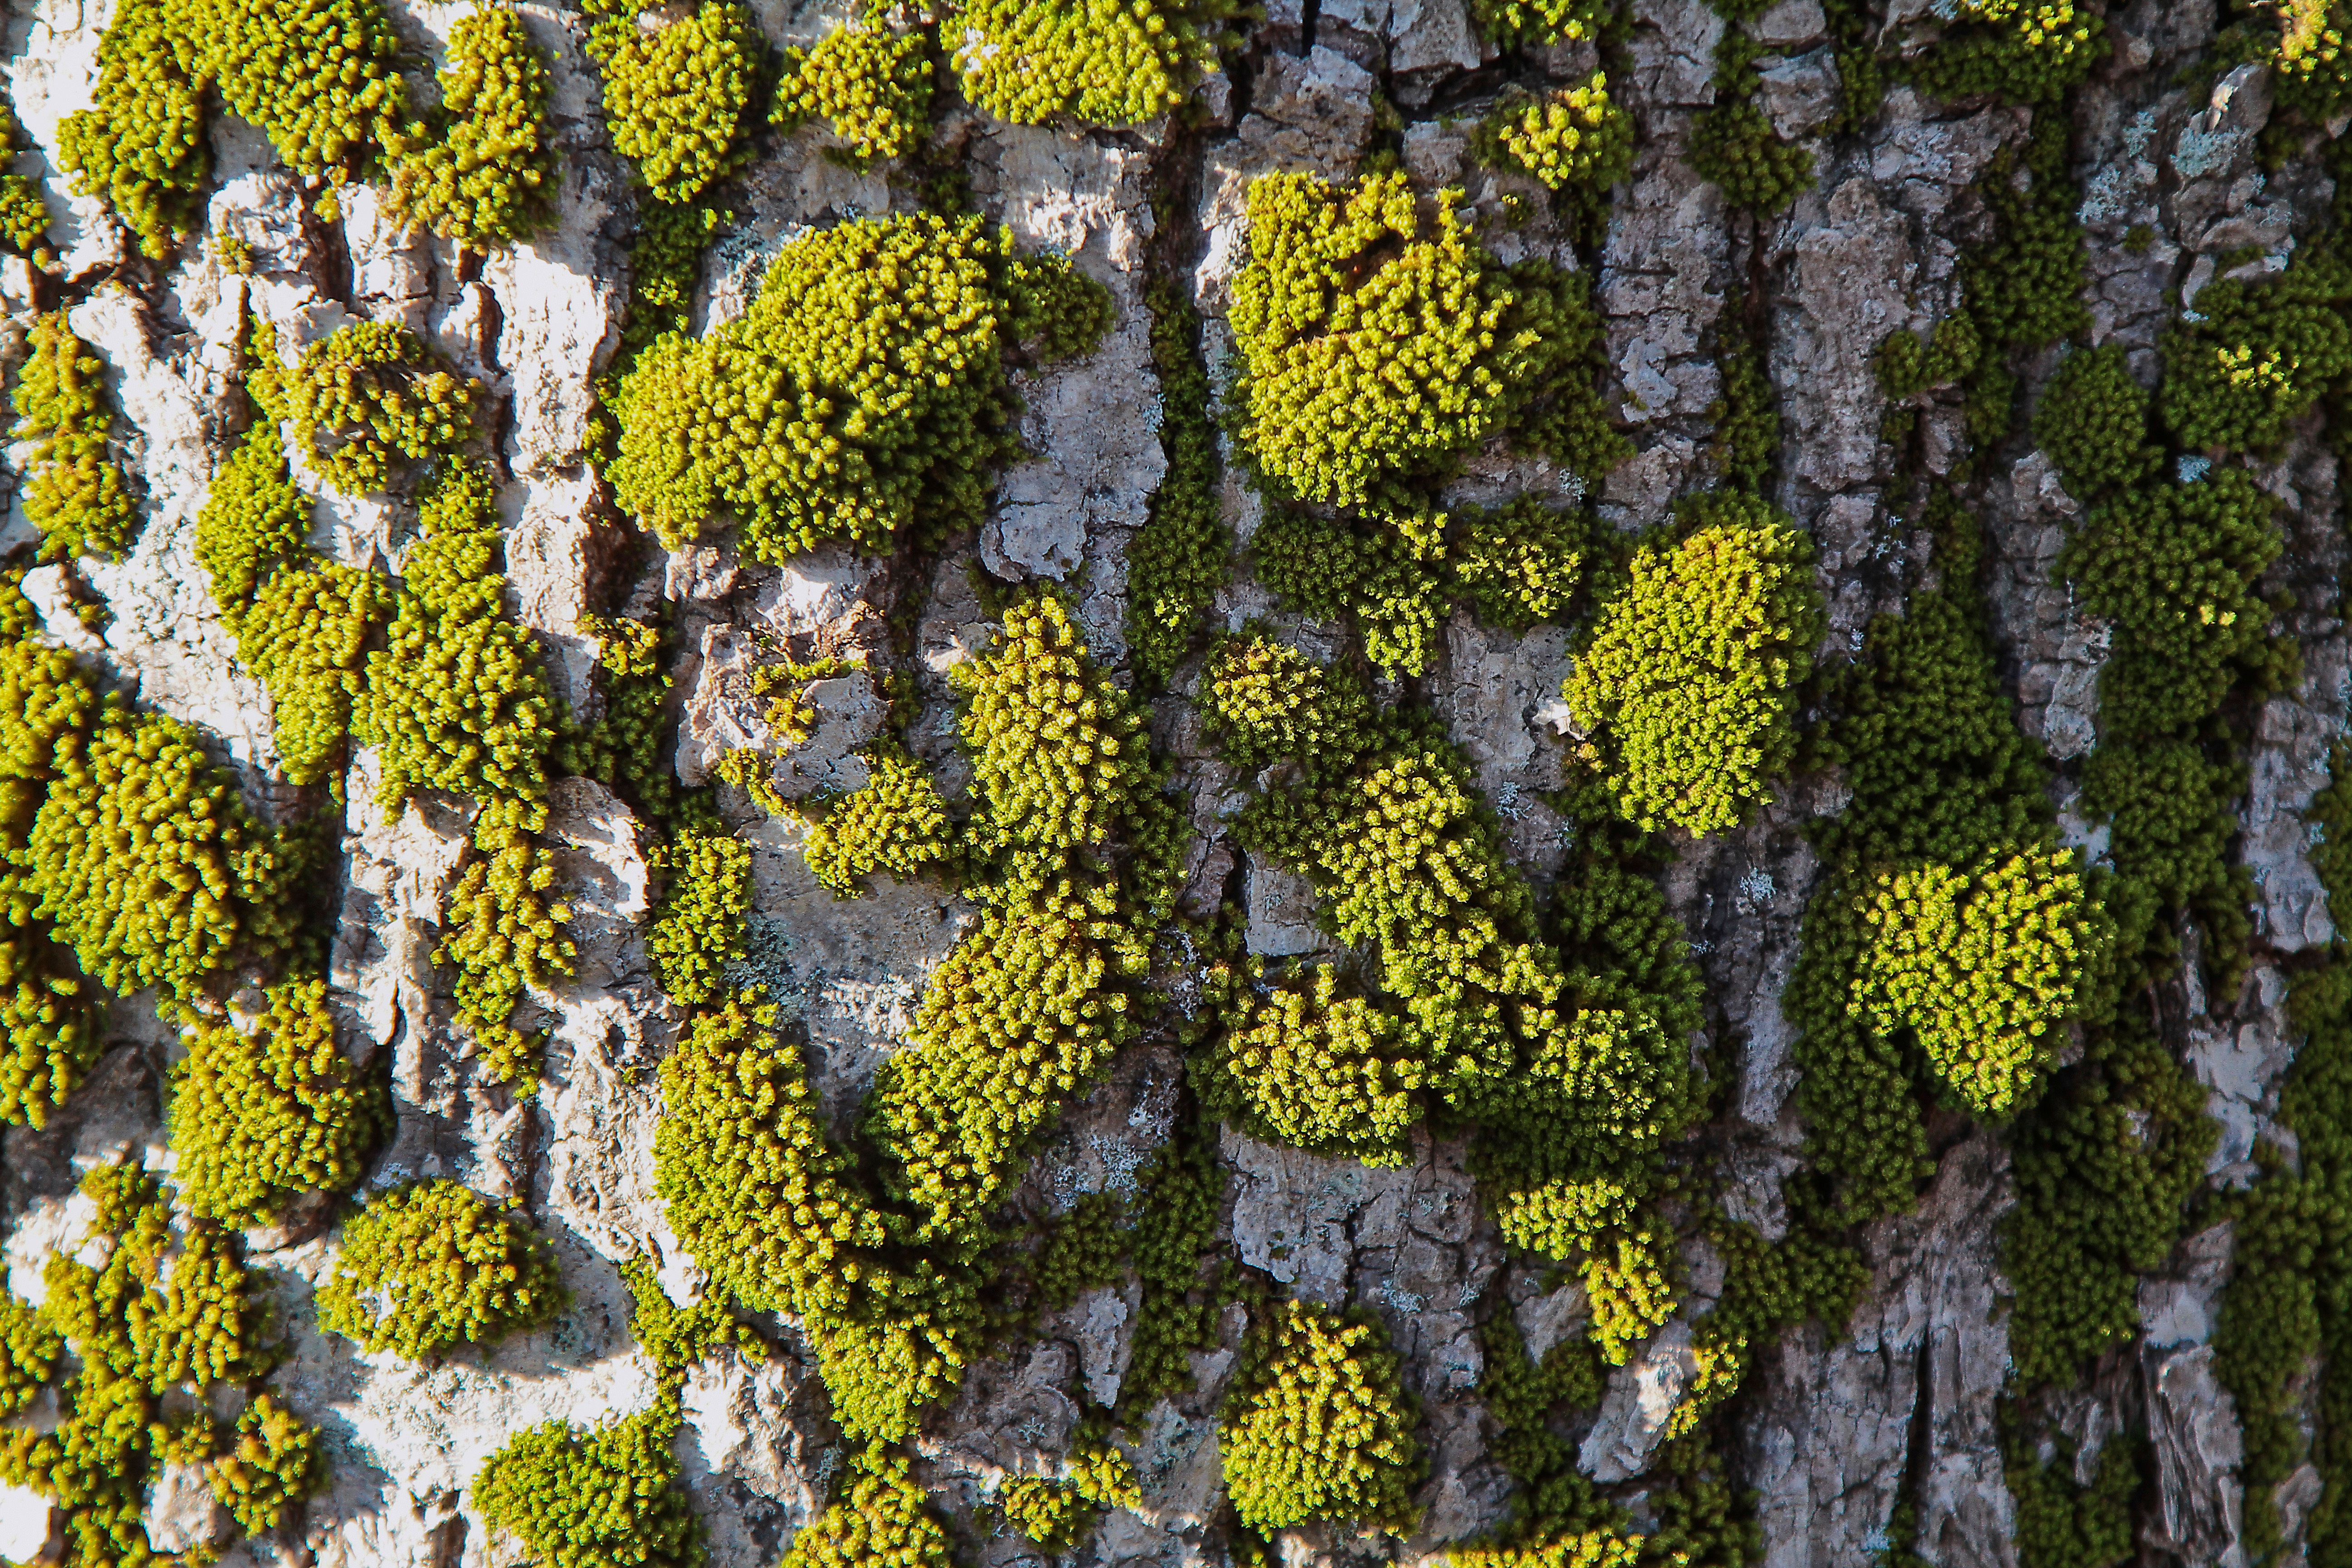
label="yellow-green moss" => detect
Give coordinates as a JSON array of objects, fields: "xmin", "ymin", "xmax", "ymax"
[
  {"xmin": 196, "ymin": 421, "xmax": 314, "ymax": 605},
  {"xmin": 1220, "ymin": 1300, "xmax": 1420, "ymax": 1534},
  {"xmin": 475, "ymin": 1397, "xmax": 704, "ymax": 1568},
  {"xmin": 318, "ymin": 1180, "xmax": 566, "ymax": 1359},
  {"xmin": 1124, "ymin": 282, "xmax": 1229, "ymax": 680},
  {"xmin": 54, "ymin": 0, "xmax": 208, "ymax": 259},
  {"xmin": 951, "ymin": 0, "xmax": 1240, "ymax": 127},
  {"xmin": 1472, "ymin": 74, "xmax": 1633, "ymax": 194},
  {"xmin": 209, "ymin": 1393, "xmax": 324, "ymax": 1535},
  {"xmin": 387, "ymin": 7, "xmax": 557, "ymax": 250},
  {"xmin": 170, "ymin": 976, "xmax": 387, "ymax": 1227},
  {"xmin": 772, "ymin": 22, "xmax": 934, "ymax": 163},
  {"xmin": 11, "ymin": 312, "xmax": 139, "ymax": 563},
  {"xmin": 802, "ymin": 745, "xmax": 955, "ymax": 898},
  {"xmin": 779, "ymin": 1453, "xmax": 951, "ymax": 1568},
  {"xmin": 646, "ymin": 824, "xmax": 750, "ymax": 1006},
  {"xmin": 595, "ymin": 2, "xmax": 761, "ymax": 205},
  {"xmin": 279, "ymin": 321, "xmax": 476, "ymax": 496}
]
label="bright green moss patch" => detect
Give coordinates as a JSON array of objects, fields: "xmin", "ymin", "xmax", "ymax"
[
  {"xmin": 438, "ymin": 795, "xmax": 577, "ymax": 1088},
  {"xmin": 1853, "ymin": 849, "xmax": 2101, "ymax": 1119},
  {"xmin": 620, "ymin": 1259, "xmax": 749, "ymax": 1374},
  {"xmin": 951, "ymin": 0, "xmax": 1240, "ymax": 127},
  {"xmin": 171, "ymin": 976, "xmax": 387, "ymax": 1227},
  {"xmin": 210, "ymin": 1393, "xmax": 324, "ymax": 1536},
  {"xmin": 475, "ymin": 1398, "xmax": 704, "ymax": 1568},
  {"xmin": 1690, "ymin": 33, "xmax": 1812, "ymax": 216},
  {"xmin": 646, "ymin": 825, "xmax": 750, "ymax": 1005},
  {"xmin": 1455, "ymin": 498, "xmax": 1591, "ymax": 633},
  {"xmin": 280, "ymin": 321, "xmax": 476, "ymax": 496},
  {"xmin": 1908, "ymin": 0, "xmax": 2105, "ymax": 104},
  {"xmin": 358, "ymin": 462, "xmax": 554, "ymax": 803},
  {"xmin": 595, "ymin": 2, "xmax": 761, "ymax": 206},
  {"xmin": 773, "ymin": 22, "xmax": 934, "ymax": 163},
  {"xmin": 1220, "ymin": 1300, "xmax": 1420, "ymax": 1534},
  {"xmin": 387, "ymin": 8, "xmax": 557, "ymax": 250},
  {"xmin": 999, "ymin": 1443, "xmax": 1139, "ymax": 1551},
  {"xmin": 780, "ymin": 1453, "xmax": 951, "ymax": 1568},
  {"xmin": 0, "ymin": 1299, "xmax": 60, "ymax": 1417},
  {"xmin": 1472, "ymin": 74, "xmax": 1633, "ymax": 194},
  {"xmin": 318, "ymin": 1180, "xmax": 566, "ymax": 1359},
  {"xmin": 1229, "ymin": 170, "xmax": 1625, "ymax": 504},
  {"xmin": 235, "ymin": 561, "xmax": 395, "ymax": 785},
  {"xmin": 12, "ymin": 312, "xmax": 139, "ymax": 563},
  {"xmin": 28, "ymin": 704, "xmax": 246, "ymax": 1005},
  {"xmin": 55, "ymin": 0, "xmax": 208, "ymax": 259},
  {"xmin": 560, "ymin": 613, "xmax": 681, "ymax": 825},
  {"xmin": 1563, "ymin": 495, "xmax": 1822, "ymax": 836},
  {"xmin": 1210, "ymin": 964, "xmax": 1423, "ymax": 1165},
  {"xmin": 609, "ymin": 212, "xmax": 1107, "ymax": 563},
  {"xmin": 1123, "ymin": 282, "xmax": 1229, "ymax": 681},
  {"xmin": 801, "ymin": 745, "xmax": 955, "ymax": 897},
  {"xmin": 197, "ymin": 422, "xmax": 314, "ymax": 605},
  {"xmin": 1465, "ymin": 0, "xmax": 1609, "ymax": 48},
  {"xmin": 2272, "ymin": 0, "xmax": 2352, "ymax": 120},
  {"xmin": 1200, "ymin": 635, "xmax": 1370, "ymax": 774},
  {"xmin": 190, "ymin": 0, "xmax": 408, "ymax": 177}
]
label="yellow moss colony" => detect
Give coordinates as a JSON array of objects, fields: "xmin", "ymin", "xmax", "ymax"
[
  {"xmin": 11, "ymin": 313, "xmax": 139, "ymax": 563},
  {"xmin": 1563, "ymin": 495, "xmax": 1823, "ymax": 835},
  {"xmin": 597, "ymin": 2, "xmax": 762, "ymax": 205},
  {"xmin": 772, "ymin": 21, "xmax": 934, "ymax": 163},
  {"xmin": 952, "ymin": 0, "xmax": 1241, "ymax": 127},
  {"xmin": 1219, "ymin": 1300, "xmax": 1421, "ymax": 1534},
  {"xmin": 387, "ymin": 7, "xmax": 558, "ymax": 250},
  {"xmin": 280, "ymin": 322, "xmax": 476, "ymax": 496},
  {"xmin": 317, "ymin": 1181, "xmax": 565, "ymax": 1358}
]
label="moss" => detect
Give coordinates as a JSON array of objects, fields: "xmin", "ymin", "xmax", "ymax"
[
  {"xmin": 0, "ymin": 175, "xmax": 49, "ymax": 257},
  {"xmin": 0, "ymin": 939, "xmax": 105, "ymax": 1133},
  {"xmin": 1201, "ymin": 635, "xmax": 1371, "ymax": 774},
  {"xmin": 779, "ymin": 1453, "xmax": 951, "ymax": 1568},
  {"xmin": 2057, "ymin": 469, "xmax": 2281, "ymax": 738},
  {"xmin": 559, "ymin": 613, "xmax": 681, "ymax": 825},
  {"xmin": 1562, "ymin": 495, "xmax": 1823, "ymax": 836},
  {"xmin": 2005, "ymin": 1430, "xmax": 2137, "ymax": 1568},
  {"xmin": 1030, "ymin": 1191, "xmax": 1127, "ymax": 1314},
  {"xmin": 209, "ymin": 1393, "xmax": 324, "ymax": 1536},
  {"xmin": 132, "ymin": 1222, "xmax": 273, "ymax": 1390},
  {"xmin": 1253, "ymin": 507, "xmax": 1448, "ymax": 677},
  {"xmin": 185, "ymin": 0, "xmax": 408, "ymax": 178},
  {"xmin": 619, "ymin": 1259, "xmax": 749, "ymax": 1375},
  {"xmin": 1907, "ymin": 0, "xmax": 2105, "ymax": 105},
  {"xmin": 0, "ymin": 1298, "xmax": 61, "ymax": 1418},
  {"xmin": 358, "ymin": 462, "xmax": 556, "ymax": 803},
  {"xmin": 475, "ymin": 1397, "xmax": 704, "ymax": 1568},
  {"xmin": 1123, "ymin": 281, "xmax": 1229, "ymax": 681},
  {"xmin": 54, "ymin": 0, "xmax": 208, "ymax": 259},
  {"xmin": 386, "ymin": 7, "xmax": 556, "ymax": 250},
  {"xmin": 1707, "ymin": 310, "xmax": 1781, "ymax": 495},
  {"xmin": 1452, "ymin": 498, "xmax": 1590, "ymax": 633},
  {"xmin": 2159, "ymin": 248, "xmax": 2352, "ymax": 455},
  {"xmin": 1465, "ymin": 0, "xmax": 1610, "ymax": 49},
  {"xmin": 1875, "ymin": 315, "xmax": 1982, "ymax": 401},
  {"xmin": 1220, "ymin": 1300, "xmax": 1420, "ymax": 1534},
  {"xmin": 608, "ymin": 213, "xmax": 1102, "ymax": 562},
  {"xmin": 317, "ymin": 1181, "xmax": 566, "ymax": 1359},
  {"xmin": 772, "ymin": 21, "xmax": 934, "ymax": 164},
  {"xmin": 437, "ymin": 794, "xmax": 577, "ymax": 1088},
  {"xmin": 170, "ymin": 976, "xmax": 387, "ymax": 1227},
  {"xmin": 646, "ymin": 824, "xmax": 751, "ymax": 1006},
  {"xmin": 1852, "ymin": 848, "xmax": 2102, "ymax": 1119},
  {"xmin": 279, "ymin": 321, "xmax": 476, "ymax": 496},
  {"xmin": 196, "ymin": 421, "xmax": 314, "ymax": 605},
  {"xmin": 1228, "ymin": 171, "xmax": 1625, "ymax": 504},
  {"xmin": 233, "ymin": 560, "xmax": 395, "ymax": 785},
  {"xmin": 1471, "ymin": 74, "xmax": 1633, "ymax": 194},
  {"xmin": 1958, "ymin": 120, "xmax": 2089, "ymax": 355},
  {"xmin": 595, "ymin": 2, "xmax": 762, "ymax": 206},
  {"xmin": 2273, "ymin": 0, "xmax": 2352, "ymax": 121},
  {"xmin": 11, "ymin": 312, "xmax": 139, "ymax": 563},
  {"xmin": 1209, "ymin": 965, "xmax": 1425, "ymax": 1166},
  {"xmin": 1121, "ymin": 1131, "xmax": 1232, "ymax": 1412},
  {"xmin": 1689, "ymin": 31, "xmax": 1813, "ymax": 217},
  {"xmin": 2034, "ymin": 344, "xmax": 2161, "ymax": 495},
  {"xmin": 951, "ymin": 0, "xmax": 1240, "ymax": 127},
  {"xmin": 28, "ymin": 703, "xmax": 247, "ymax": 1007},
  {"xmin": 998, "ymin": 1443, "xmax": 1138, "ymax": 1551},
  {"xmin": 802, "ymin": 744, "xmax": 956, "ymax": 898}
]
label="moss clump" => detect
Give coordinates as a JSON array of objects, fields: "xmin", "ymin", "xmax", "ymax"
[
  {"xmin": 209, "ymin": 1393, "xmax": 323, "ymax": 1535},
  {"xmin": 279, "ymin": 321, "xmax": 476, "ymax": 495},
  {"xmin": 186, "ymin": 0, "xmax": 408, "ymax": 177},
  {"xmin": 358, "ymin": 463, "xmax": 555, "ymax": 803},
  {"xmin": 1473, "ymin": 74, "xmax": 1632, "ymax": 194},
  {"xmin": 1124, "ymin": 282, "xmax": 1229, "ymax": 681},
  {"xmin": 438, "ymin": 795, "xmax": 576, "ymax": 1088},
  {"xmin": 802, "ymin": 745, "xmax": 956, "ymax": 897},
  {"xmin": 11, "ymin": 312, "xmax": 140, "ymax": 563},
  {"xmin": 2034, "ymin": 344, "xmax": 2160, "ymax": 495},
  {"xmin": 1876, "ymin": 315, "xmax": 1982, "ymax": 401},
  {"xmin": 1220, "ymin": 1301, "xmax": 1420, "ymax": 1534},
  {"xmin": 999, "ymin": 1443, "xmax": 1140, "ymax": 1552},
  {"xmin": 475, "ymin": 1398, "xmax": 704, "ymax": 1568},
  {"xmin": 318, "ymin": 1181, "xmax": 566, "ymax": 1359},
  {"xmin": 1562, "ymin": 495, "xmax": 1823, "ymax": 836},
  {"xmin": 386, "ymin": 7, "xmax": 556, "ymax": 250},
  {"xmin": 1465, "ymin": 0, "xmax": 1609, "ymax": 48},
  {"xmin": 2158, "ymin": 250, "xmax": 2352, "ymax": 456},
  {"xmin": 656, "ymin": 996, "xmax": 887, "ymax": 1318},
  {"xmin": 0, "ymin": 639, "xmax": 103, "ymax": 1130},
  {"xmin": 2273, "ymin": 0, "xmax": 2352, "ymax": 120},
  {"xmin": 559, "ymin": 614, "xmax": 680, "ymax": 826},
  {"xmin": 609, "ymin": 213, "xmax": 1107, "ymax": 563},
  {"xmin": 951, "ymin": 0, "xmax": 1240, "ymax": 127},
  {"xmin": 1908, "ymin": 0, "xmax": 2105, "ymax": 105},
  {"xmin": 54, "ymin": 0, "xmax": 209, "ymax": 259},
  {"xmin": 170, "ymin": 977, "xmax": 387, "ymax": 1227},
  {"xmin": 27, "ymin": 704, "xmax": 250, "ymax": 1006},
  {"xmin": 1229, "ymin": 170, "xmax": 1625, "ymax": 505},
  {"xmin": 595, "ymin": 2, "xmax": 761, "ymax": 206},
  {"xmin": 1853, "ymin": 849, "xmax": 2101, "ymax": 1119},
  {"xmin": 780, "ymin": 1454, "xmax": 951, "ymax": 1568},
  {"xmin": 234, "ymin": 561, "xmax": 395, "ymax": 785},
  {"xmin": 1454, "ymin": 498, "xmax": 1591, "ymax": 634},
  {"xmin": 0, "ymin": 175, "xmax": 49, "ymax": 257},
  {"xmin": 646, "ymin": 825, "xmax": 750, "ymax": 1006},
  {"xmin": 0, "ymin": 1299, "xmax": 61, "ymax": 1417},
  {"xmin": 1211, "ymin": 964, "xmax": 1423, "ymax": 1165},
  {"xmin": 196, "ymin": 421, "xmax": 314, "ymax": 604},
  {"xmin": 2056, "ymin": 469, "xmax": 2281, "ymax": 737},
  {"xmin": 1200, "ymin": 635, "xmax": 1371, "ymax": 774},
  {"xmin": 620, "ymin": 1260, "xmax": 749, "ymax": 1374},
  {"xmin": 772, "ymin": 22, "xmax": 934, "ymax": 163},
  {"xmin": 1690, "ymin": 33, "xmax": 1813, "ymax": 216}
]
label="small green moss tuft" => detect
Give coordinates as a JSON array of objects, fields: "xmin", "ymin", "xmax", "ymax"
[
  {"xmin": 318, "ymin": 1181, "xmax": 565, "ymax": 1359},
  {"xmin": 475, "ymin": 1397, "xmax": 705, "ymax": 1568},
  {"xmin": 1220, "ymin": 1300, "xmax": 1421, "ymax": 1534},
  {"xmin": 647, "ymin": 824, "xmax": 751, "ymax": 1006},
  {"xmin": 802, "ymin": 745, "xmax": 956, "ymax": 898},
  {"xmin": 1471, "ymin": 74, "xmax": 1633, "ymax": 194},
  {"xmin": 779, "ymin": 1453, "xmax": 951, "ymax": 1568},
  {"xmin": 951, "ymin": 0, "xmax": 1240, "ymax": 127},
  {"xmin": 772, "ymin": 22, "xmax": 934, "ymax": 163},
  {"xmin": 386, "ymin": 7, "xmax": 557, "ymax": 250},
  {"xmin": 11, "ymin": 312, "xmax": 139, "ymax": 563},
  {"xmin": 595, "ymin": 2, "xmax": 762, "ymax": 205},
  {"xmin": 280, "ymin": 321, "xmax": 476, "ymax": 496}
]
